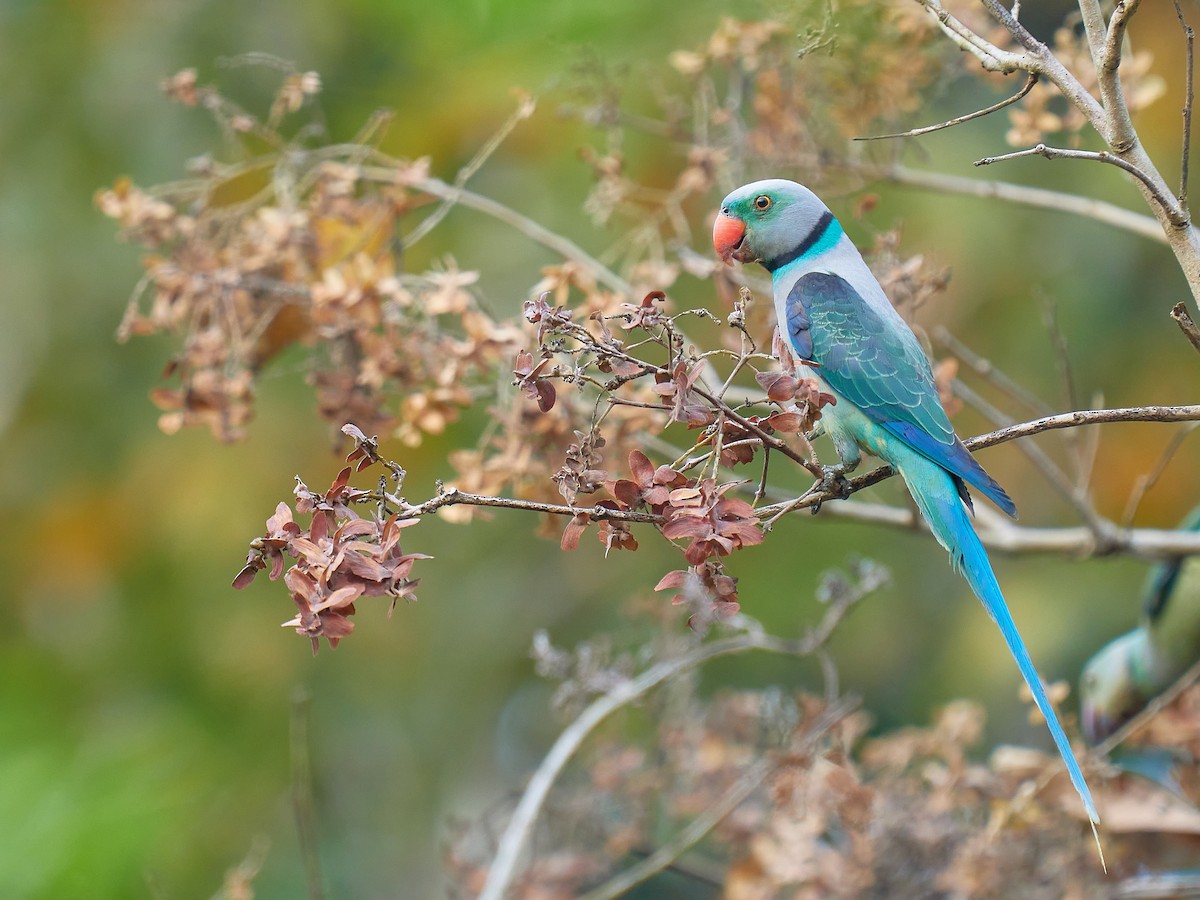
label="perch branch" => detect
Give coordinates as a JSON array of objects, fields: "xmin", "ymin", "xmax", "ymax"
[{"xmin": 386, "ymin": 406, "xmax": 1200, "ymax": 559}]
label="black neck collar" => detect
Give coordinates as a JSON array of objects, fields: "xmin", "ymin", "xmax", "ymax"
[{"xmin": 763, "ymin": 210, "xmax": 835, "ymax": 273}]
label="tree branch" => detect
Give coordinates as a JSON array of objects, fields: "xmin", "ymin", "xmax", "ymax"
[
  {"xmin": 1171, "ymin": 301, "xmax": 1200, "ymax": 354},
  {"xmin": 1175, "ymin": 0, "xmax": 1196, "ymax": 210},
  {"xmin": 855, "ymin": 74, "xmax": 1037, "ymax": 142},
  {"xmin": 1097, "ymin": 0, "xmax": 1144, "ymax": 152},
  {"xmin": 974, "ymin": 144, "xmax": 1189, "ymax": 227},
  {"xmin": 576, "ymin": 695, "xmax": 856, "ymax": 900},
  {"xmin": 1078, "ymin": 0, "xmax": 1109, "ymax": 65},
  {"xmin": 975, "ymin": 0, "xmax": 1109, "ymax": 129},
  {"xmin": 386, "ymin": 405, "xmax": 1200, "ymax": 559},
  {"xmin": 885, "ymin": 165, "xmax": 1166, "ymax": 243},
  {"xmin": 577, "ymin": 759, "xmax": 774, "ymax": 900},
  {"xmin": 913, "ymin": 0, "xmax": 1027, "ymax": 74},
  {"xmin": 476, "ymin": 622, "xmax": 859, "ymax": 900},
  {"xmin": 966, "ymin": 404, "xmax": 1200, "ymax": 450}
]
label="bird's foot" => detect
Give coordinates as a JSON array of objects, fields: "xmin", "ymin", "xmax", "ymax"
[{"xmin": 811, "ymin": 463, "xmax": 854, "ymax": 513}]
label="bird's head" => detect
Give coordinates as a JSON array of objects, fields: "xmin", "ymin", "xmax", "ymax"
[
  {"xmin": 1079, "ymin": 629, "xmax": 1152, "ymax": 743},
  {"xmin": 713, "ymin": 179, "xmax": 830, "ymax": 270}
]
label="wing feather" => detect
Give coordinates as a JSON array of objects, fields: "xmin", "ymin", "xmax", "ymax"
[{"xmin": 784, "ymin": 272, "xmax": 1016, "ymax": 517}]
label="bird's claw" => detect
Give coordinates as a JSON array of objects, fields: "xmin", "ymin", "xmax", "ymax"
[{"xmin": 811, "ymin": 464, "xmax": 853, "ymax": 514}]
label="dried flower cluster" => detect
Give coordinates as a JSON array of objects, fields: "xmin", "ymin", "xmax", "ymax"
[
  {"xmin": 97, "ymin": 70, "xmax": 519, "ymax": 442},
  {"xmin": 233, "ymin": 449, "xmax": 427, "ymax": 654},
  {"xmin": 449, "ymin": 648, "xmax": 1200, "ymax": 899}
]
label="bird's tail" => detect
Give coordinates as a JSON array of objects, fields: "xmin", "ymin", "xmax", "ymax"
[{"xmin": 895, "ymin": 454, "xmax": 1100, "ymax": 831}]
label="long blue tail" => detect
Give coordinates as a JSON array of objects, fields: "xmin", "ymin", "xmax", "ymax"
[{"xmin": 896, "ymin": 453, "xmax": 1100, "ymax": 827}]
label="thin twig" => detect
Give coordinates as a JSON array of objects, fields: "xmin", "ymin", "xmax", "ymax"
[
  {"xmin": 404, "ymin": 96, "xmax": 536, "ymax": 247},
  {"xmin": 885, "ymin": 164, "xmax": 1166, "ymax": 243},
  {"xmin": 932, "ymin": 326, "xmax": 1053, "ymax": 416},
  {"xmin": 475, "ymin": 626, "xmax": 851, "ymax": 900},
  {"xmin": 1121, "ymin": 422, "xmax": 1199, "ymax": 527},
  {"xmin": 576, "ymin": 695, "xmax": 857, "ymax": 900},
  {"xmin": 975, "ymin": 144, "xmax": 1189, "ymax": 227},
  {"xmin": 1175, "ymin": 0, "xmax": 1195, "ymax": 209},
  {"xmin": 397, "ymin": 487, "xmax": 664, "ymax": 524},
  {"xmin": 577, "ymin": 760, "xmax": 773, "ymax": 900},
  {"xmin": 951, "ymin": 378, "xmax": 1111, "ymax": 545},
  {"xmin": 914, "ymin": 0, "xmax": 1027, "ymax": 74},
  {"xmin": 290, "ymin": 687, "xmax": 325, "ymax": 900},
  {"xmin": 856, "ymin": 74, "xmax": 1038, "ymax": 142}
]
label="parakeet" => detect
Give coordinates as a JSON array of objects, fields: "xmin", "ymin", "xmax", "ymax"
[
  {"xmin": 713, "ymin": 179, "xmax": 1098, "ymax": 829},
  {"xmin": 1081, "ymin": 508, "xmax": 1200, "ymax": 743}
]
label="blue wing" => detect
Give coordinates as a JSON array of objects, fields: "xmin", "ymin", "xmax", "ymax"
[{"xmin": 785, "ymin": 271, "xmax": 1016, "ymax": 518}]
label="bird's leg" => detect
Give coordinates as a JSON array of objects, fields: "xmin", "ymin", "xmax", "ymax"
[
  {"xmin": 764, "ymin": 449, "xmax": 861, "ymax": 527},
  {"xmin": 810, "ymin": 440, "xmax": 860, "ymax": 511}
]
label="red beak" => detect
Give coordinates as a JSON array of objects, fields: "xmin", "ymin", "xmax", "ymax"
[{"xmin": 713, "ymin": 212, "xmax": 749, "ymax": 263}]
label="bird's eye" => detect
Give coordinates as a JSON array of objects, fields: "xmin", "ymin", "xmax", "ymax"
[{"xmin": 754, "ymin": 195, "xmax": 771, "ymax": 210}]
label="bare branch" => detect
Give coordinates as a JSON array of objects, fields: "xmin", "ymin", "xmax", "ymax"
[
  {"xmin": 967, "ymin": 404, "xmax": 1200, "ymax": 451},
  {"xmin": 384, "ymin": 406, "xmax": 1200, "ymax": 559},
  {"xmin": 476, "ymin": 622, "xmax": 860, "ymax": 900},
  {"xmin": 913, "ymin": 0, "xmax": 1027, "ymax": 74},
  {"xmin": 290, "ymin": 688, "xmax": 325, "ymax": 900},
  {"xmin": 577, "ymin": 759, "xmax": 774, "ymax": 900},
  {"xmin": 978, "ymin": 0, "xmax": 1042, "ymax": 55},
  {"xmin": 855, "ymin": 74, "xmax": 1038, "ymax": 142},
  {"xmin": 1121, "ymin": 422, "xmax": 1198, "ymax": 526},
  {"xmin": 576, "ymin": 694, "xmax": 857, "ymax": 900},
  {"xmin": 1175, "ymin": 0, "xmax": 1195, "ymax": 209},
  {"xmin": 885, "ymin": 165, "xmax": 1166, "ymax": 243},
  {"xmin": 974, "ymin": 0, "xmax": 1108, "ymax": 129},
  {"xmin": 1078, "ymin": 0, "xmax": 1108, "ymax": 64},
  {"xmin": 1171, "ymin": 300, "xmax": 1200, "ymax": 353},
  {"xmin": 360, "ymin": 165, "xmax": 635, "ymax": 297},
  {"xmin": 974, "ymin": 144, "xmax": 1189, "ymax": 227},
  {"xmin": 1098, "ymin": 0, "xmax": 1144, "ymax": 152},
  {"xmin": 397, "ymin": 487, "xmax": 664, "ymax": 524}
]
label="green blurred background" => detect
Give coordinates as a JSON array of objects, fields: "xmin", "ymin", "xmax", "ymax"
[{"xmin": 1, "ymin": 0, "xmax": 1198, "ymax": 896}]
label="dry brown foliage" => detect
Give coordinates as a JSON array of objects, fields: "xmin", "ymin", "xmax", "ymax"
[{"xmin": 96, "ymin": 5, "xmax": 1200, "ymax": 897}]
